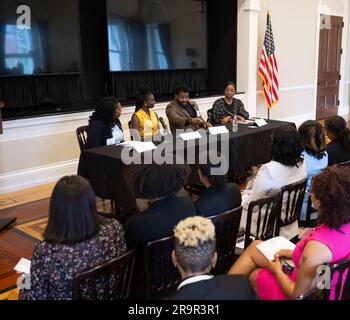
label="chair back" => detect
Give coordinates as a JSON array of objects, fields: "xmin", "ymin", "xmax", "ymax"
[
  {"xmin": 145, "ymin": 236, "xmax": 180, "ymax": 300},
  {"xmin": 329, "ymin": 257, "xmax": 350, "ymax": 300},
  {"xmin": 76, "ymin": 126, "xmax": 89, "ymax": 151},
  {"xmin": 297, "ymin": 257, "xmax": 350, "ymax": 300},
  {"xmin": 208, "ymin": 206, "xmax": 243, "ymax": 274},
  {"xmin": 244, "ymin": 194, "xmax": 280, "ymax": 249},
  {"xmin": 72, "ymin": 249, "xmax": 136, "ymax": 300},
  {"xmin": 128, "ymin": 121, "xmax": 135, "ymax": 141},
  {"xmin": 276, "ymin": 179, "xmax": 307, "ymax": 233},
  {"xmin": 299, "ymin": 193, "xmax": 318, "ymax": 228},
  {"xmin": 207, "ymin": 109, "xmax": 214, "ymax": 124},
  {"xmin": 338, "ymin": 160, "xmax": 350, "ymax": 168}
]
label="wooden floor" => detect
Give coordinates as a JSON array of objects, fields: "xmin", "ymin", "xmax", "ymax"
[{"xmin": 1, "ymin": 114, "xmax": 349, "ymax": 298}]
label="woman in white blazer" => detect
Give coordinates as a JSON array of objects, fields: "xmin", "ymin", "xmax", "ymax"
[{"xmin": 241, "ymin": 126, "xmax": 307, "ymax": 240}]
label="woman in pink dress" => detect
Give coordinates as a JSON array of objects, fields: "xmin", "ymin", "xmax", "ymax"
[{"xmin": 228, "ymin": 165, "xmax": 350, "ymax": 300}]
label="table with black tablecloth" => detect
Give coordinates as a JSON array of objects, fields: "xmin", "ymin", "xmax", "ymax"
[{"xmin": 78, "ymin": 119, "xmax": 295, "ymax": 221}]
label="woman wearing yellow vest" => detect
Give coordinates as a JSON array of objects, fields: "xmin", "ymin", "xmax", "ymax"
[{"xmin": 130, "ymin": 91, "xmax": 160, "ymax": 140}]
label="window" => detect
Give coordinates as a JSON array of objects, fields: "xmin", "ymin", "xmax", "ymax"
[
  {"xmin": 108, "ymin": 19, "xmax": 130, "ymax": 71},
  {"xmin": 147, "ymin": 23, "xmax": 169, "ymax": 69},
  {"xmin": 5, "ymin": 24, "xmax": 34, "ymax": 75}
]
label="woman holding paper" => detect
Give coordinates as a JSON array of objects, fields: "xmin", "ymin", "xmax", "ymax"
[{"xmin": 229, "ymin": 166, "xmax": 350, "ymax": 300}]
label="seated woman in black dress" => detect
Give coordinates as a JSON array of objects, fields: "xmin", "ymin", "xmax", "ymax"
[
  {"xmin": 87, "ymin": 96, "xmax": 124, "ymax": 148},
  {"xmin": 166, "ymin": 216, "xmax": 256, "ymax": 300},
  {"xmin": 124, "ymin": 163, "xmax": 196, "ymax": 248},
  {"xmin": 194, "ymin": 161, "xmax": 242, "ymax": 217},
  {"xmin": 19, "ymin": 176, "xmax": 126, "ymax": 300},
  {"xmin": 325, "ymin": 115, "xmax": 350, "ymax": 165},
  {"xmin": 208, "ymin": 82, "xmax": 249, "ymax": 125}
]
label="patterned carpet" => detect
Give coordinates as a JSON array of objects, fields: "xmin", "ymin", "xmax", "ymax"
[{"xmin": 13, "ymin": 218, "xmax": 48, "ymax": 242}]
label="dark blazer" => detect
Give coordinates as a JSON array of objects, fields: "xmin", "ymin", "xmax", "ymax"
[
  {"xmin": 166, "ymin": 100, "xmax": 205, "ymax": 134},
  {"xmin": 165, "ymin": 275, "xmax": 257, "ymax": 300},
  {"xmin": 87, "ymin": 119, "xmax": 124, "ymax": 149},
  {"xmin": 195, "ymin": 183, "xmax": 242, "ymax": 217},
  {"xmin": 327, "ymin": 141, "xmax": 350, "ymax": 166},
  {"xmin": 125, "ymin": 196, "xmax": 196, "ymax": 248}
]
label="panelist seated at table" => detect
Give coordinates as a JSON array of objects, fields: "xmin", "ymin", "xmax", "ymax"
[
  {"xmin": 208, "ymin": 82, "xmax": 249, "ymax": 125},
  {"xmin": 194, "ymin": 162, "xmax": 242, "ymax": 217},
  {"xmin": 130, "ymin": 91, "xmax": 160, "ymax": 140},
  {"xmin": 87, "ymin": 97, "xmax": 124, "ymax": 149},
  {"xmin": 166, "ymin": 86, "xmax": 211, "ymax": 134}
]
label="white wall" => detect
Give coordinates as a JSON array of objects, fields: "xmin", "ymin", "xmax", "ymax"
[{"xmin": 238, "ymin": 0, "xmax": 350, "ymax": 122}]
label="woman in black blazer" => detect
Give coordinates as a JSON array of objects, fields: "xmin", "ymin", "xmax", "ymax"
[
  {"xmin": 325, "ymin": 116, "xmax": 350, "ymax": 165},
  {"xmin": 87, "ymin": 97, "xmax": 124, "ymax": 148}
]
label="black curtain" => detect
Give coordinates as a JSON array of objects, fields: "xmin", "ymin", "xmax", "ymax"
[
  {"xmin": 0, "ymin": 75, "xmax": 83, "ymax": 108},
  {"xmin": 109, "ymin": 69, "xmax": 207, "ymax": 99}
]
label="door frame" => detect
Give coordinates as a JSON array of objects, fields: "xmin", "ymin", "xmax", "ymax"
[{"xmin": 312, "ymin": 0, "xmax": 349, "ymax": 120}]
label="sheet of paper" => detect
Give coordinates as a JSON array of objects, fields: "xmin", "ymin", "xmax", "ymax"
[
  {"xmin": 14, "ymin": 258, "xmax": 31, "ymax": 275},
  {"xmin": 179, "ymin": 131, "xmax": 202, "ymax": 141},
  {"xmin": 208, "ymin": 126, "xmax": 229, "ymax": 135},
  {"xmin": 256, "ymin": 237, "xmax": 296, "ymax": 261},
  {"xmin": 118, "ymin": 141, "xmax": 157, "ymax": 153},
  {"xmin": 255, "ymin": 118, "xmax": 268, "ymax": 127}
]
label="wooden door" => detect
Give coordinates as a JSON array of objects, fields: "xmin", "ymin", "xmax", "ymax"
[{"xmin": 316, "ymin": 15, "xmax": 343, "ymax": 120}]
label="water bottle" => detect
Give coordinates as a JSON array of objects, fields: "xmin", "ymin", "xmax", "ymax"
[{"xmin": 232, "ymin": 116, "xmax": 238, "ymax": 132}]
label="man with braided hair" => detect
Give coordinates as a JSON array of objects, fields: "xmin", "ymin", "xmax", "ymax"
[{"xmin": 166, "ymin": 216, "xmax": 257, "ymax": 300}]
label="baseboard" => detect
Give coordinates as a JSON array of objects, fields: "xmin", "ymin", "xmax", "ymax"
[{"xmin": 0, "ymin": 160, "xmax": 78, "ymax": 194}]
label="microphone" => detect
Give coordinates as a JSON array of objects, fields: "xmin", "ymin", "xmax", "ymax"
[
  {"xmin": 159, "ymin": 117, "xmax": 170, "ymax": 134},
  {"xmin": 159, "ymin": 117, "xmax": 168, "ymax": 130}
]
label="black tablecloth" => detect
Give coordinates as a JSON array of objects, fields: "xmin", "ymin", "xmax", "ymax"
[{"xmin": 78, "ymin": 119, "xmax": 295, "ymax": 220}]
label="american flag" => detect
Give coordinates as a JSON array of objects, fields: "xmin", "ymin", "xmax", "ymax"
[{"xmin": 259, "ymin": 12, "xmax": 279, "ymax": 109}]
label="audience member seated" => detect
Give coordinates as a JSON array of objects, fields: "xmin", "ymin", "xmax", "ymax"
[
  {"xmin": 166, "ymin": 86, "xmax": 211, "ymax": 134},
  {"xmin": 298, "ymin": 120, "xmax": 328, "ymax": 221},
  {"xmin": 130, "ymin": 91, "xmax": 160, "ymax": 140},
  {"xmin": 208, "ymin": 82, "xmax": 249, "ymax": 125},
  {"xmin": 194, "ymin": 161, "xmax": 242, "ymax": 217},
  {"xmin": 229, "ymin": 166, "xmax": 350, "ymax": 300},
  {"xmin": 19, "ymin": 176, "xmax": 126, "ymax": 300},
  {"xmin": 87, "ymin": 97, "xmax": 124, "ymax": 148},
  {"xmin": 325, "ymin": 115, "xmax": 350, "ymax": 166},
  {"xmin": 165, "ymin": 216, "xmax": 257, "ymax": 300},
  {"xmin": 124, "ymin": 164, "xmax": 196, "ymax": 248},
  {"xmin": 240, "ymin": 126, "xmax": 307, "ymax": 240}
]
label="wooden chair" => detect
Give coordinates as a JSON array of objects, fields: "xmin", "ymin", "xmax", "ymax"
[
  {"xmin": 244, "ymin": 194, "xmax": 280, "ymax": 249},
  {"xmin": 145, "ymin": 236, "xmax": 180, "ymax": 300},
  {"xmin": 276, "ymin": 179, "xmax": 307, "ymax": 240},
  {"xmin": 72, "ymin": 249, "xmax": 136, "ymax": 300},
  {"xmin": 299, "ymin": 193, "xmax": 318, "ymax": 228},
  {"xmin": 297, "ymin": 257, "xmax": 350, "ymax": 300},
  {"xmin": 207, "ymin": 109, "xmax": 214, "ymax": 124},
  {"xmin": 76, "ymin": 125, "xmax": 89, "ymax": 151},
  {"xmin": 337, "ymin": 160, "xmax": 350, "ymax": 168},
  {"xmin": 208, "ymin": 206, "xmax": 243, "ymax": 274}
]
